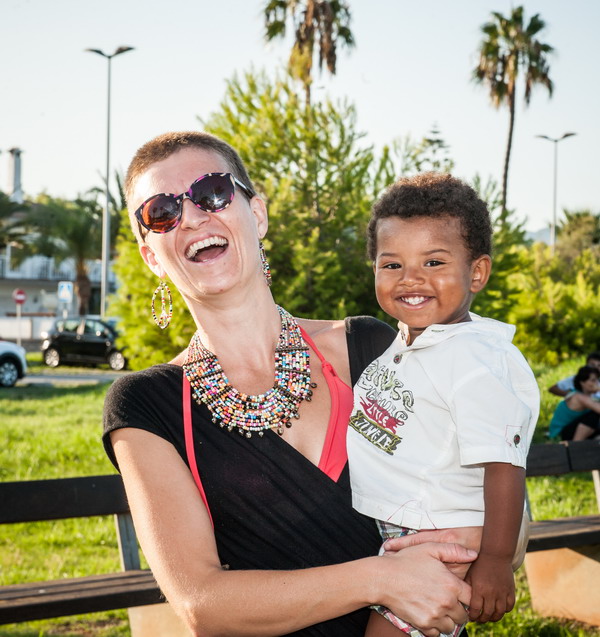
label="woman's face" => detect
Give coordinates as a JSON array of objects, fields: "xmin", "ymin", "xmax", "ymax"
[
  {"xmin": 130, "ymin": 147, "xmax": 267, "ymax": 302},
  {"xmin": 581, "ymin": 373, "xmax": 600, "ymax": 395}
]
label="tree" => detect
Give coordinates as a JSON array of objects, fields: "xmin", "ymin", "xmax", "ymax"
[
  {"xmin": 0, "ymin": 191, "xmax": 28, "ymax": 253},
  {"xmin": 470, "ymin": 175, "xmax": 529, "ymax": 323},
  {"xmin": 264, "ymin": 0, "xmax": 354, "ymax": 105},
  {"xmin": 556, "ymin": 209, "xmax": 600, "ymax": 262},
  {"xmin": 109, "ymin": 206, "xmax": 195, "ymax": 370},
  {"xmin": 203, "ymin": 70, "xmax": 381, "ymax": 319},
  {"xmin": 16, "ymin": 195, "xmax": 103, "ymax": 315},
  {"xmin": 473, "ymin": 6, "xmax": 554, "ymax": 212}
]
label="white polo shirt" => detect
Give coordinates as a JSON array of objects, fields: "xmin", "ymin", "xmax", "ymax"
[{"xmin": 348, "ymin": 314, "xmax": 539, "ymax": 530}]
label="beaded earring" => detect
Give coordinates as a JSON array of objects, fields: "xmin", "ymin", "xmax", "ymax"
[
  {"xmin": 260, "ymin": 241, "xmax": 272, "ymax": 287},
  {"xmin": 151, "ymin": 280, "xmax": 173, "ymax": 329}
]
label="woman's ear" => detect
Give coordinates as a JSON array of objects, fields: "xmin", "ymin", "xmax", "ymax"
[
  {"xmin": 470, "ymin": 254, "xmax": 492, "ymax": 293},
  {"xmin": 139, "ymin": 244, "xmax": 166, "ymax": 278},
  {"xmin": 251, "ymin": 196, "xmax": 269, "ymax": 239}
]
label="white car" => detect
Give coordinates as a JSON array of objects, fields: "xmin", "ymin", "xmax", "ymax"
[{"xmin": 0, "ymin": 340, "xmax": 28, "ymax": 387}]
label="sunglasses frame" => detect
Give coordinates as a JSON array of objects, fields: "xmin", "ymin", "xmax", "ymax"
[{"xmin": 134, "ymin": 172, "xmax": 255, "ymax": 234}]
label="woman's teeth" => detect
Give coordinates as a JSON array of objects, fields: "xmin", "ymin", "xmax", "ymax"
[{"xmin": 185, "ymin": 236, "xmax": 227, "ymax": 259}]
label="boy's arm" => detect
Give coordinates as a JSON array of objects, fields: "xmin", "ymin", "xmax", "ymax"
[
  {"xmin": 466, "ymin": 462, "xmax": 526, "ymax": 624},
  {"xmin": 548, "ymin": 383, "xmax": 568, "ymax": 397}
]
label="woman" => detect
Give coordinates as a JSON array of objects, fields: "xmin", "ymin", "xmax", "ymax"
[
  {"xmin": 548, "ymin": 365, "xmax": 600, "ymax": 441},
  {"xmin": 102, "ymin": 131, "xmax": 475, "ymax": 636}
]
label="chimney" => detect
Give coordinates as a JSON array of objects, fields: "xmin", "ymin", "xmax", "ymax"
[{"xmin": 8, "ymin": 148, "xmax": 24, "ymax": 203}]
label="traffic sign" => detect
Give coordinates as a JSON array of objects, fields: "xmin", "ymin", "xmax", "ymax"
[
  {"xmin": 12, "ymin": 288, "xmax": 26, "ymax": 305},
  {"xmin": 57, "ymin": 281, "xmax": 74, "ymax": 304}
]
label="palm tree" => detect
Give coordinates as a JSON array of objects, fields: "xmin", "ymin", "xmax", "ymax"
[
  {"xmin": 16, "ymin": 195, "xmax": 103, "ymax": 315},
  {"xmin": 264, "ymin": 0, "xmax": 354, "ymax": 105},
  {"xmin": 0, "ymin": 191, "xmax": 28, "ymax": 252},
  {"xmin": 473, "ymin": 6, "xmax": 554, "ymax": 212}
]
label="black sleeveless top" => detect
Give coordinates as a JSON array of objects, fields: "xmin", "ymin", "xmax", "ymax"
[{"xmin": 103, "ymin": 316, "xmax": 396, "ymax": 636}]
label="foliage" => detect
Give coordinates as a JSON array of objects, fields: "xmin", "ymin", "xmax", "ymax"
[
  {"xmin": 0, "ymin": 191, "xmax": 28, "ymax": 251},
  {"xmin": 556, "ymin": 208, "xmax": 600, "ymax": 262},
  {"xmin": 14, "ymin": 194, "xmax": 105, "ymax": 314},
  {"xmin": 107, "ymin": 207, "xmax": 195, "ymax": 370},
  {"xmin": 470, "ymin": 175, "xmax": 529, "ymax": 322},
  {"xmin": 507, "ymin": 243, "xmax": 600, "ymax": 365},
  {"xmin": 473, "ymin": 5, "xmax": 554, "ymax": 211},
  {"xmin": 202, "ymin": 70, "xmax": 383, "ymax": 321},
  {"xmin": 395, "ymin": 124, "xmax": 456, "ymax": 176},
  {"xmin": 264, "ymin": 0, "xmax": 354, "ymax": 104}
]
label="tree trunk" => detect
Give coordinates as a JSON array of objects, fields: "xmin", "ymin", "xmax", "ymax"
[
  {"xmin": 75, "ymin": 271, "xmax": 91, "ymax": 316},
  {"xmin": 502, "ymin": 88, "xmax": 516, "ymax": 212}
]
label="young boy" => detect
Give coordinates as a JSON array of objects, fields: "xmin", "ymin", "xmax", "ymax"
[{"xmin": 347, "ymin": 172, "xmax": 540, "ymax": 636}]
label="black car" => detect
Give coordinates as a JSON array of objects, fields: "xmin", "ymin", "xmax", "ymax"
[{"xmin": 41, "ymin": 316, "xmax": 126, "ymax": 370}]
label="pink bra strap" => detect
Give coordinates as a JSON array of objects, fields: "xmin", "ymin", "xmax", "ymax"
[{"xmin": 183, "ymin": 374, "xmax": 214, "ymax": 527}]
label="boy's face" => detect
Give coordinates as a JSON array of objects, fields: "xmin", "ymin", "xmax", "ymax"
[
  {"xmin": 586, "ymin": 358, "xmax": 600, "ymax": 372},
  {"xmin": 373, "ymin": 214, "xmax": 491, "ymax": 343}
]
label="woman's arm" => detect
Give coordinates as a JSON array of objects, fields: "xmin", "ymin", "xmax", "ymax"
[{"xmin": 112, "ymin": 428, "xmax": 475, "ymax": 637}]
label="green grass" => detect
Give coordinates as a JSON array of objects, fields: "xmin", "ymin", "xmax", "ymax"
[
  {"xmin": 1, "ymin": 358, "xmax": 600, "ymax": 636},
  {"xmin": 0, "ymin": 380, "xmax": 130, "ymax": 636}
]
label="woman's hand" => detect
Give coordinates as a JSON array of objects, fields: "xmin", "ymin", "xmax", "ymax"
[
  {"xmin": 382, "ymin": 527, "xmax": 482, "ymax": 579},
  {"xmin": 374, "ymin": 542, "xmax": 477, "ymax": 636}
]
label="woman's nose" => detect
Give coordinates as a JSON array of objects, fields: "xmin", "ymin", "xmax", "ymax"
[{"xmin": 180, "ymin": 197, "xmax": 211, "ymax": 229}]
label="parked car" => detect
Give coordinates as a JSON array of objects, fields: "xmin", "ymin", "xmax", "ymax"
[
  {"xmin": 41, "ymin": 316, "xmax": 126, "ymax": 371},
  {"xmin": 0, "ymin": 340, "xmax": 28, "ymax": 387}
]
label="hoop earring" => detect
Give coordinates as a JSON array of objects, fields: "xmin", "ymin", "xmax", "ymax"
[
  {"xmin": 260, "ymin": 241, "xmax": 272, "ymax": 287},
  {"xmin": 151, "ymin": 280, "xmax": 173, "ymax": 329}
]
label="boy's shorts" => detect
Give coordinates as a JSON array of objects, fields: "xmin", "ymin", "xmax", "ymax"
[
  {"xmin": 373, "ymin": 512, "xmax": 530, "ymax": 636},
  {"xmin": 373, "ymin": 521, "xmax": 465, "ymax": 637}
]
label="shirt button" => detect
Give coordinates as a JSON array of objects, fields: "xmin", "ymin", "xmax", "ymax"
[{"xmin": 393, "ymin": 354, "xmax": 403, "ymax": 364}]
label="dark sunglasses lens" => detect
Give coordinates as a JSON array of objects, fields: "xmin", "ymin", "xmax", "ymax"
[
  {"xmin": 189, "ymin": 174, "xmax": 234, "ymax": 212},
  {"xmin": 141, "ymin": 196, "xmax": 180, "ymax": 232}
]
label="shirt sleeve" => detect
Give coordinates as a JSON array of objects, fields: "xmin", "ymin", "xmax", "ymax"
[
  {"xmin": 102, "ymin": 365, "xmax": 183, "ymax": 470},
  {"xmin": 556, "ymin": 375, "xmax": 575, "ymax": 391},
  {"xmin": 448, "ymin": 343, "xmax": 538, "ymax": 468}
]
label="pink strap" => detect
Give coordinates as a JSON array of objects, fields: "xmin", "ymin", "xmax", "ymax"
[
  {"xmin": 300, "ymin": 328, "xmax": 353, "ymax": 482},
  {"xmin": 183, "ymin": 374, "xmax": 214, "ymax": 527}
]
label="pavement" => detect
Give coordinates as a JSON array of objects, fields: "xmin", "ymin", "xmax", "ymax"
[{"xmin": 16, "ymin": 369, "xmax": 129, "ymax": 387}]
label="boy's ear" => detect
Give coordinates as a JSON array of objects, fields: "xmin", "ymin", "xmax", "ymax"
[{"xmin": 470, "ymin": 254, "xmax": 492, "ymax": 293}]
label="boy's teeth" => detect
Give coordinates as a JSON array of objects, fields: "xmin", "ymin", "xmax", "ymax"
[
  {"xmin": 402, "ymin": 296, "xmax": 427, "ymax": 305},
  {"xmin": 185, "ymin": 236, "xmax": 227, "ymax": 259}
]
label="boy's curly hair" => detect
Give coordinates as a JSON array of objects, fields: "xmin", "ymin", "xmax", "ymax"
[{"xmin": 366, "ymin": 172, "xmax": 493, "ymax": 261}]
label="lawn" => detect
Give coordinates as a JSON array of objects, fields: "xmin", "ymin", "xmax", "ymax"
[{"xmin": 0, "ymin": 355, "xmax": 599, "ymax": 636}]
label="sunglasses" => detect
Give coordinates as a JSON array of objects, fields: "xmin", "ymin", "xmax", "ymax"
[{"xmin": 134, "ymin": 172, "xmax": 255, "ymax": 234}]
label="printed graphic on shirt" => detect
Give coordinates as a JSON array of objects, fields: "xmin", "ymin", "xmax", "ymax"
[{"xmin": 350, "ymin": 359, "xmax": 414, "ymax": 455}]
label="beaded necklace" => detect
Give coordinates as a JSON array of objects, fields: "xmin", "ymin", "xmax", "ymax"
[{"xmin": 183, "ymin": 305, "xmax": 316, "ymax": 438}]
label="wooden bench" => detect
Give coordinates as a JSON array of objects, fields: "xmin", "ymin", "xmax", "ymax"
[
  {"xmin": 2, "ymin": 442, "xmax": 598, "ymax": 626},
  {"xmin": 525, "ymin": 439, "xmax": 600, "ymax": 551},
  {"xmin": 0, "ymin": 475, "xmax": 164, "ymax": 624},
  {"xmin": 524, "ymin": 439, "xmax": 600, "ymax": 626}
]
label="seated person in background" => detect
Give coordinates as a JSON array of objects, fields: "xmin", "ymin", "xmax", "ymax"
[
  {"xmin": 548, "ymin": 366, "xmax": 600, "ymax": 441},
  {"xmin": 549, "ymin": 351, "xmax": 600, "ymax": 398}
]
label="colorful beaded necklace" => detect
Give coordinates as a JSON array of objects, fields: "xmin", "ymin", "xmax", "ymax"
[{"xmin": 183, "ymin": 305, "xmax": 316, "ymax": 438}]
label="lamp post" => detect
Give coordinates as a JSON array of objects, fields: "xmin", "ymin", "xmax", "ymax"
[
  {"xmin": 85, "ymin": 46, "xmax": 134, "ymax": 317},
  {"xmin": 536, "ymin": 132, "xmax": 576, "ymax": 254}
]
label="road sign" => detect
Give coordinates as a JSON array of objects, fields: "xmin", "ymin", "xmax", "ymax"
[
  {"xmin": 12, "ymin": 288, "xmax": 26, "ymax": 305},
  {"xmin": 57, "ymin": 281, "xmax": 74, "ymax": 304}
]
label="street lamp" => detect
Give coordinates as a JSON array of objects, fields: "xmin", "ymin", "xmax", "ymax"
[
  {"xmin": 535, "ymin": 132, "xmax": 576, "ymax": 254},
  {"xmin": 85, "ymin": 46, "xmax": 134, "ymax": 317}
]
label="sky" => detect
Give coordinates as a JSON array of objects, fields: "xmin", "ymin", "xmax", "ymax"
[{"xmin": 1, "ymin": 0, "xmax": 598, "ymax": 232}]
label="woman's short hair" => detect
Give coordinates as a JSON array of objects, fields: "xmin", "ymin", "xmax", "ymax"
[{"xmin": 573, "ymin": 365, "xmax": 599, "ymax": 392}]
